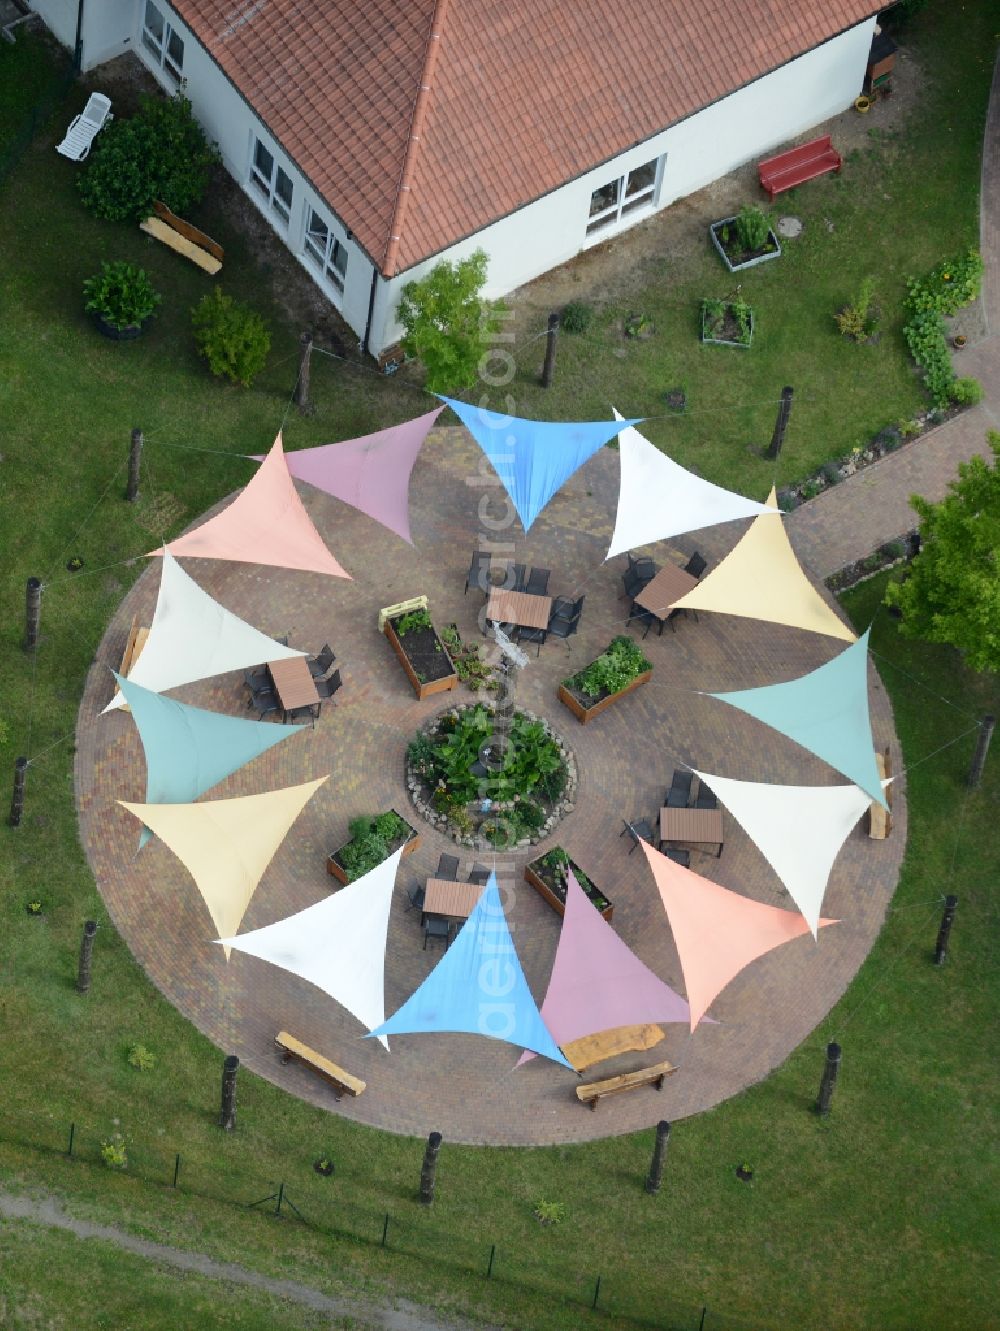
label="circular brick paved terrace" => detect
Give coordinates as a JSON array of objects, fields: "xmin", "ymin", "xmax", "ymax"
[{"xmin": 75, "ymin": 426, "xmax": 905, "ymax": 1145}]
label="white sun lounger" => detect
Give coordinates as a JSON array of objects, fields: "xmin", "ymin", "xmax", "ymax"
[{"xmin": 56, "ymin": 93, "xmax": 112, "ymax": 162}]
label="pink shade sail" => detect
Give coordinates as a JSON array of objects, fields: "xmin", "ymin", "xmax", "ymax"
[
  {"xmin": 154, "ymin": 434, "xmax": 350, "ymax": 578},
  {"xmin": 639, "ymin": 842, "xmax": 837, "ymax": 1031},
  {"xmin": 262, "ymin": 408, "xmax": 443, "ymax": 544},
  {"xmin": 517, "ymin": 871, "xmax": 691, "ymax": 1065}
]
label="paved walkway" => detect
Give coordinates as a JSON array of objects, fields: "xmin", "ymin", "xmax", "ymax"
[{"xmin": 787, "ymin": 52, "xmax": 1000, "ymax": 580}]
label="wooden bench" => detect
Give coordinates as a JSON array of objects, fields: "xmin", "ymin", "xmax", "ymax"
[
  {"xmin": 758, "ymin": 134, "xmax": 842, "ymax": 201},
  {"xmin": 275, "ymin": 1032, "xmax": 365, "ymax": 1100},
  {"xmin": 576, "ymin": 1059, "xmax": 675, "ymax": 1110},
  {"xmin": 140, "ymin": 200, "xmax": 223, "ymax": 274},
  {"xmin": 563, "ymin": 1023, "xmax": 665, "ymax": 1074},
  {"xmin": 867, "ymin": 748, "xmax": 893, "ymax": 839}
]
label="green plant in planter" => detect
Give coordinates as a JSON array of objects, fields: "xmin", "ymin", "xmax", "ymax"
[
  {"xmin": 733, "ymin": 203, "xmax": 773, "ymax": 252},
  {"xmin": 83, "ymin": 261, "xmax": 161, "ymax": 331},
  {"xmin": 702, "ymin": 298, "xmax": 726, "ymax": 336},
  {"xmin": 395, "ymin": 608, "xmax": 432, "ymax": 636},
  {"xmin": 567, "ymin": 635, "xmax": 651, "ymax": 702},
  {"xmin": 338, "ymin": 812, "xmax": 410, "ymax": 880},
  {"xmin": 732, "ymin": 297, "xmax": 753, "ymax": 345}
]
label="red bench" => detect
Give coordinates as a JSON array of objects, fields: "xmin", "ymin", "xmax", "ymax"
[{"xmin": 758, "ymin": 135, "xmax": 842, "ymax": 201}]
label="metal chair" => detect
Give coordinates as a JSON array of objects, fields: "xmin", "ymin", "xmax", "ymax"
[
  {"xmin": 684, "ymin": 552, "xmax": 708, "ymax": 579},
  {"xmin": 508, "ymin": 562, "xmax": 528, "ymax": 592},
  {"xmin": 465, "ymin": 550, "xmax": 491, "ymax": 595},
  {"xmin": 405, "ymin": 881, "xmax": 426, "ymax": 912},
  {"xmin": 666, "ymin": 770, "xmax": 694, "ymax": 807},
  {"xmin": 286, "ymin": 703, "xmax": 318, "ymax": 728},
  {"xmin": 626, "ymin": 600, "xmax": 660, "ymax": 639},
  {"xmin": 315, "ymin": 669, "xmax": 342, "ymax": 700},
  {"xmin": 423, "ymin": 916, "xmax": 452, "ymax": 950},
  {"xmin": 525, "ymin": 567, "xmax": 550, "ymax": 596},
  {"xmin": 694, "ymin": 784, "xmax": 718, "ymax": 810},
  {"xmin": 468, "ymin": 864, "xmax": 490, "ymax": 885},
  {"xmin": 548, "ymin": 595, "xmax": 584, "ymax": 644},
  {"xmin": 619, "ymin": 818, "xmax": 654, "ymax": 854},
  {"xmin": 308, "ymin": 643, "xmax": 335, "ymax": 678},
  {"xmin": 436, "ymin": 853, "xmax": 460, "ymax": 880},
  {"xmin": 250, "ymin": 688, "xmax": 280, "ymax": 720},
  {"xmin": 244, "ymin": 667, "xmax": 268, "ymax": 692},
  {"xmin": 517, "ymin": 625, "xmax": 547, "ymax": 655},
  {"xmin": 273, "ymin": 633, "xmax": 290, "ymax": 647},
  {"xmin": 623, "ymin": 557, "xmax": 657, "ymax": 600},
  {"xmin": 663, "ymin": 847, "xmax": 691, "ymax": 868}
]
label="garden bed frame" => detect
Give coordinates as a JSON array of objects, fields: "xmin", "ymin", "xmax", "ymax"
[
  {"xmin": 381, "ymin": 598, "xmax": 458, "ymax": 701},
  {"xmin": 709, "ymin": 216, "xmax": 782, "ymax": 273},
  {"xmin": 558, "ymin": 670, "xmax": 652, "ymax": 724},
  {"xmin": 524, "ymin": 851, "xmax": 613, "ymax": 922},
  {"xmin": 326, "ymin": 810, "xmax": 421, "ymax": 885}
]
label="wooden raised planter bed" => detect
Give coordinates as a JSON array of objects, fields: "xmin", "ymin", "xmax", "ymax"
[
  {"xmin": 525, "ymin": 849, "xmax": 613, "ymax": 922},
  {"xmin": 558, "ymin": 669, "xmax": 652, "ymax": 723},
  {"xmin": 326, "ymin": 810, "xmax": 420, "ymax": 885},
  {"xmin": 709, "ymin": 216, "xmax": 782, "ymax": 273},
  {"xmin": 380, "ymin": 597, "xmax": 458, "ymax": 701}
]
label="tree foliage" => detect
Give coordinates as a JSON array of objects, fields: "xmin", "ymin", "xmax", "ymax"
[
  {"xmin": 397, "ymin": 249, "xmax": 503, "ymax": 393},
  {"xmin": 885, "ymin": 432, "xmax": 1000, "ymax": 672}
]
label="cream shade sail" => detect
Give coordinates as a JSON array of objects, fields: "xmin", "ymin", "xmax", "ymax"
[
  {"xmin": 119, "ymin": 776, "xmax": 328, "ymax": 958},
  {"xmin": 671, "ymin": 489, "xmax": 856, "ymax": 641}
]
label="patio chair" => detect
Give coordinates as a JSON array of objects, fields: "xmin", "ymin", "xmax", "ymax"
[
  {"xmin": 436, "ymin": 853, "xmax": 460, "ymax": 881},
  {"xmin": 56, "ymin": 92, "xmax": 112, "ymax": 162},
  {"xmin": 548, "ymin": 595, "xmax": 584, "ymax": 644},
  {"xmin": 273, "ymin": 633, "xmax": 290, "ymax": 647},
  {"xmin": 626, "ymin": 600, "xmax": 660, "ymax": 639},
  {"xmin": 423, "ymin": 916, "xmax": 452, "ymax": 950},
  {"xmin": 666, "ymin": 769, "xmax": 694, "ymax": 807},
  {"xmin": 517, "ymin": 624, "xmax": 547, "ymax": 655},
  {"xmin": 465, "ymin": 550, "xmax": 491, "ymax": 595},
  {"xmin": 508, "ymin": 562, "xmax": 527, "ymax": 592},
  {"xmin": 287, "ymin": 703, "xmax": 318, "ymax": 728},
  {"xmin": 525, "ymin": 567, "xmax": 551, "ymax": 596},
  {"xmin": 405, "ymin": 881, "xmax": 426, "ymax": 913},
  {"xmin": 694, "ymin": 784, "xmax": 718, "ymax": 810},
  {"xmin": 622, "ymin": 556, "xmax": 657, "ymax": 600},
  {"xmin": 684, "ymin": 551, "xmax": 708, "ymax": 579},
  {"xmin": 468, "ymin": 864, "xmax": 491, "ymax": 885},
  {"xmin": 249, "ymin": 688, "xmax": 279, "ymax": 720},
  {"xmin": 308, "ymin": 643, "xmax": 336, "ymax": 678},
  {"xmin": 619, "ymin": 818, "xmax": 654, "ymax": 854},
  {"xmin": 315, "ymin": 669, "xmax": 342, "ymax": 700},
  {"xmin": 244, "ymin": 666, "xmax": 268, "ymax": 693},
  {"xmin": 663, "ymin": 847, "xmax": 691, "ymax": 868}
]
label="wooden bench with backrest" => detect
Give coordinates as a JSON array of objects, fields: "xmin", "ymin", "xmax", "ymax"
[
  {"xmin": 867, "ymin": 748, "xmax": 893, "ymax": 839},
  {"xmin": 140, "ymin": 200, "xmax": 224, "ymax": 275},
  {"xmin": 758, "ymin": 134, "xmax": 842, "ymax": 201},
  {"xmin": 275, "ymin": 1032, "xmax": 365, "ymax": 1100},
  {"xmin": 576, "ymin": 1059, "xmax": 675, "ymax": 1110}
]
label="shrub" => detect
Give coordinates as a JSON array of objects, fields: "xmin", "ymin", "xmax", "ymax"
[
  {"xmin": 398, "ymin": 249, "xmax": 505, "ymax": 393},
  {"xmin": 534, "ymin": 1200, "xmax": 567, "ymax": 1226},
  {"xmin": 78, "ymin": 93, "xmax": 217, "ymax": 222},
  {"xmin": 733, "ymin": 203, "xmax": 773, "ymax": 252},
  {"xmin": 821, "ymin": 462, "xmax": 842, "ymax": 486},
  {"xmin": 835, "ymin": 276, "xmax": 878, "ymax": 342},
  {"xmin": 83, "ymin": 261, "xmax": 161, "ymax": 331},
  {"xmin": 100, "ymin": 1134, "xmax": 128, "ymax": 1170},
  {"xmin": 951, "ymin": 376, "xmax": 984, "ymax": 406},
  {"xmin": 903, "ymin": 251, "xmax": 983, "ymax": 406},
  {"xmin": 338, "ymin": 812, "xmax": 410, "ymax": 880},
  {"xmin": 191, "ymin": 289, "xmax": 271, "ymax": 388},
  {"xmin": 561, "ymin": 301, "xmax": 592, "ymax": 334},
  {"xmin": 127, "ymin": 1043, "xmax": 156, "ymax": 1072}
]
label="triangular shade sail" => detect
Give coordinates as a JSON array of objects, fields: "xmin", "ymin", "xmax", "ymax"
[
  {"xmin": 217, "ymin": 848, "xmax": 402, "ymax": 1048},
  {"xmin": 639, "ymin": 841, "xmax": 836, "ymax": 1030},
  {"xmin": 258, "ymin": 408, "xmax": 442, "ymax": 544},
  {"xmin": 155, "ymin": 433, "xmax": 350, "ymax": 578},
  {"xmin": 368, "ymin": 874, "xmax": 571, "ymax": 1067},
  {"xmin": 518, "ymin": 871, "xmax": 691, "ymax": 1064},
  {"xmin": 606, "ymin": 411, "xmax": 777, "ymax": 559},
  {"xmin": 691, "ymin": 770, "xmax": 877, "ymax": 936},
  {"xmin": 103, "ymin": 552, "xmax": 305, "ymax": 713},
  {"xmin": 115, "ymin": 673, "xmax": 304, "ymax": 849},
  {"xmin": 671, "ymin": 487, "xmax": 855, "ymax": 642},
  {"xmin": 119, "ymin": 776, "xmax": 327, "ymax": 958},
  {"xmin": 707, "ymin": 629, "xmax": 887, "ymax": 807},
  {"xmin": 438, "ymin": 395, "xmax": 639, "ymax": 532}
]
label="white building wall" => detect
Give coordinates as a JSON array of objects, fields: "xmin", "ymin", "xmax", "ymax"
[
  {"xmin": 28, "ymin": 0, "xmax": 135, "ymax": 67},
  {"xmin": 371, "ymin": 18, "xmax": 875, "ymax": 353}
]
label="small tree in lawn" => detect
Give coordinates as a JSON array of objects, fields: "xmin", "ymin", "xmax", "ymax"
[
  {"xmin": 397, "ymin": 249, "xmax": 503, "ymax": 393},
  {"xmin": 885, "ymin": 432, "xmax": 1000, "ymax": 673}
]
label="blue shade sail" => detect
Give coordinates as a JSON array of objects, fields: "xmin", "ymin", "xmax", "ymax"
[
  {"xmin": 368, "ymin": 874, "xmax": 572, "ymax": 1067},
  {"xmin": 706, "ymin": 630, "xmax": 888, "ymax": 808},
  {"xmin": 438, "ymin": 396, "xmax": 639, "ymax": 532},
  {"xmin": 115, "ymin": 673, "xmax": 305, "ymax": 847}
]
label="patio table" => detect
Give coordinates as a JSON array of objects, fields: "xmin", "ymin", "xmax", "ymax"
[
  {"xmin": 633, "ymin": 564, "xmax": 698, "ymax": 619},
  {"xmin": 422, "ymin": 877, "xmax": 485, "ymax": 922},
  {"xmin": 267, "ymin": 657, "xmax": 320, "ymax": 721},
  {"xmin": 486, "ymin": 588, "xmax": 552, "ymax": 631},
  {"xmin": 659, "ymin": 806, "xmax": 724, "ymax": 857}
]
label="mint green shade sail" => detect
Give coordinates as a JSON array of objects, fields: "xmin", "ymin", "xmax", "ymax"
[
  {"xmin": 706, "ymin": 630, "xmax": 888, "ymax": 808},
  {"xmin": 115, "ymin": 673, "xmax": 305, "ymax": 847}
]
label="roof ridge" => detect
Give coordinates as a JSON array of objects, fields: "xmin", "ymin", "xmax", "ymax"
[{"xmin": 381, "ymin": 0, "xmax": 451, "ymax": 277}]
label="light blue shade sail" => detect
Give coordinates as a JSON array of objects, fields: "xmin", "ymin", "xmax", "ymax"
[
  {"xmin": 706, "ymin": 630, "xmax": 887, "ymax": 808},
  {"xmin": 115, "ymin": 673, "xmax": 305, "ymax": 847},
  {"xmin": 368, "ymin": 874, "xmax": 572, "ymax": 1067},
  {"xmin": 438, "ymin": 396, "xmax": 640, "ymax": 532}
]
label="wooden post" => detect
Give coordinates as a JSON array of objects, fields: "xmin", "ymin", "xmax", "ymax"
[
  {"xmin": 644, "ymin": 1119, "xmax": 671, "ymax": 1195},
  {"xmin": 125, "ymin": 428, "xmax": 143, "ymax": 502},
  {"xmin": 967, "ymin": 714, "xmax": 995, "ymax": 788},
  {"xmin": 540, "ymin": 312, "xmax": 559, "ymax": 388},
  {"xmin": 76, "ymin": 920, "xmax": 98, "ymax": 994},
  {"xmin": 220, "ymin": 1054, "xmax": 239, "ymax": 1131},
  {"xmin": 295, "ymin": 332, "xmax": 314, "ymax": 414},
  {"xmin": 8, "ymin": 756, "xmax": 27, "ymax": 827},
  {"xmin": 814, "ymin": 1041, "xmax": 841, "ymax": 1116},
  {"xmin": 766, "ymin": 386, "xmax": 793, "ymax": 461},
  {"xmin": 418, "ymin": 1130, "xmax": 442, "ymax": 1204},
  {"xmin": 24, "ymin": 577, "xmax": 41, "ymax": 651},
  {"xmin": 934, "ymin": 894, "xmax": 958, "ymax": 966}
]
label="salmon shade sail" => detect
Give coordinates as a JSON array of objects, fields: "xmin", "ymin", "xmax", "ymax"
[
  {"xmin": 261, "ymin": 408, "xmax": 443, "ymax": 544},
  {"xmin": 218, "ymin": 848, "xmax": 402, "ymax": 1048},
  {"xmin": 706, "ymin": 629, "xmax": 887, "ymax": 807},
  {"xmin": 155, "ymin": 434, "xmax": 350, "ymax": 578},
  {"xmin": 605, "ymin": 411, "xmax": 777, "ymax": 559},
  {"xmin": 517, "ymin": 870, "xmax": 692, "ymax": 1065},
  {"xmin": 671, "ymin": 488, "xmax": 855, "ymax": 642},
  {"xmin": 103, "ymin": 552, "xmax": 305, "ymax": 712},
  {"xmin": 119, "ymin": 776, "xmax": 327, "ymax": 958},
  {"xmin": 639, "ymin": 841, "xmax": 836, "ymax": 1030}
]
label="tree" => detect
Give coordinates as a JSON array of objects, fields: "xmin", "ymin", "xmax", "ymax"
[
  {"xmin": 885, "ymin": 433, "xmax": 1000, "ymax": 672},
  {"xmin": 397, "ymin": 250, "xmax": 503, "ymax": 393}
]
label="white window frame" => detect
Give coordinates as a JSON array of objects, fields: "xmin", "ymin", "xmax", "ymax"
[
  {"xmin": 302, "ymin": 205, "xmax": 349, "ymax": 296},
  {"xmin": 140, "ymin": 1, "xmax": 184, "ymax": 86},
  {"xmin": 249, "ymin": 134, "xmax": 294, "ymax": 227},
  {"xmin": 586, "ymin": 155, "xmax": 663, "ymax": 237}
]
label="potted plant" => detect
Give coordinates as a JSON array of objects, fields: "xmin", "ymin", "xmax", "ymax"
[
  {"xmin": 558, "ymin": 636, "xmax": 653, "ymax": 724},
  {"xmin": 524, "ymin": 847, "xmax": 612, "ymax": 921},
  {"xmin": 701, "ymin": 296, "xmax": 754, "ymax": 348},
  {"xmin": 709, "ymin": 204, "xmax": 781, "ymax": 273},
  {"xmin": 83, "ymin": 260, "xmax": 161, "ymax": 340},
  {"xmin": 326, "ymin": 810, "xmax": 420, "ymax": 885},
  {"xmin": 380, "ymin": 598, "xmax": 458, "ymax": 701}
]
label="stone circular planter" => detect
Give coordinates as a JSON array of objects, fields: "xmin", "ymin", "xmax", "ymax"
[
  {"xmin": 92, "ymin": 313, "xmax": 147, "ymax": 341},
  {"xmin": 709, "ymin": 217, "xmax": 782, "ymax": 273}
]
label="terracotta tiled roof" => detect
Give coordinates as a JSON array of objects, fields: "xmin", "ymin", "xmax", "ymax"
[{"xmin": 170, "ymin": 0, "xmax": 882, "ymax": 276}]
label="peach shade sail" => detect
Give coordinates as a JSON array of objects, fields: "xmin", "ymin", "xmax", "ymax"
[
  {"xmin": 154, "ymin": 434, "xmax": 350, "ymax": 578},
  {"xmin": 639, "ymin": 841, "xmax": 836, "ymax": 1030}
]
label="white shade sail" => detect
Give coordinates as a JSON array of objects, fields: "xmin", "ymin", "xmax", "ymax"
[
  {"xmin": 218, "ymin": 848, "xmax": 402, "ymax": 1047},
  {"xmin": 104, "ymin": 551, "xmax": 305, "ymax": 712},
  {"xmin": 606, "ymin": 411, "xmax": 778, "ymax": 558}
]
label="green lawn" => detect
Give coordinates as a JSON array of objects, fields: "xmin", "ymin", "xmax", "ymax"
[{"xmin": 0, "ymin": 3, "xmax": 998, "ymax": 1329}]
